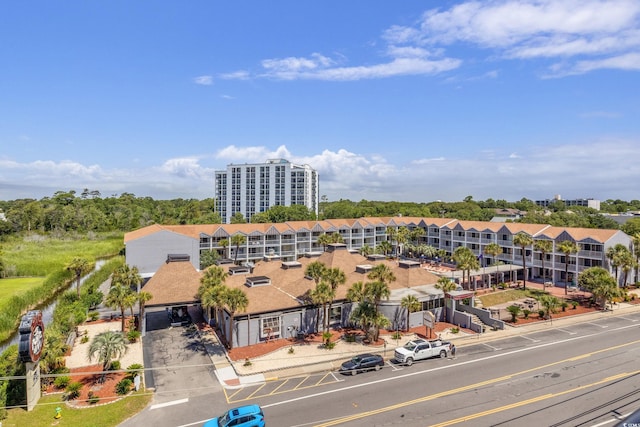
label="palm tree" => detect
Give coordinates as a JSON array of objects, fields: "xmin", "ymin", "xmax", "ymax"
[
  {"xmin": 376, "ymin": 240, "xmax": 392, "ymax": 257},
  {"xmin": 386, "ymin": 227, "xmax": 398, "ymax": 257},
  {"xmin": 305, "ymin": 261, "xmax": 327, "ymax": 286},
  {"xmin": 513, "ymin": 232, "xmax": 534, "ymax": 290},
  {"xmin": 396, "ymin": 226, "xmax": 410, "ymax": 257},
  {"xmin": 198, "ymin": 266, "xmax": 229, "ymax": 326},
  {"xmin": 349, "ymin": 300, "xmax": 376, "ymax": 342},
  {"xmin": 219, "ymin": 238, "xmax": 229, "ymax": 258},
  {"xmin": 453, "ymin": 246, "xmax": 478, "ymax": 290},
  {"xmin": 223, "ymin": 287, "xmax": 249, "ymax": 349},
  {"xmin": 619, "ymin": 249, "xmax": 636, "ymax": 288},
  {"xmin": 558, "ymin": 240, "xmax": 580, "ymax": 295},
  {"xmin": 539, "ymin": 295, "xmax": 560, "ymax": 323},
  {"xmin": 65, "ymin": 257, "xmax": 93, "ymax": 298},
  {"xmin": 401, "ymin": 295, "xmax": 421, "ymax": 332},
  {"xmin": 632, "ymin": 232, "xmax": 640, "ymax": 285},
  {"xmin": 310, "ymin": 281, "xmax": 332, "ymax": 334},
  {"xmin": 137, "ymin": 291, "xmax": 153, "ymax": 331},
  {"xmin": 87, "ymin": 330, "xmax": 127, "ymax": 372},
  {"xmin": 483, "ymin": 243, "xmax": 501, "ymax": 285},
  {"xmin": 367, "ymin": 263, "xmax": 396, "ymax": 286},
  {"xmin": 435, "ymin": 276, "xmax": 457, "ymax": 322},
  {"xmin": 359, "ymin": 245, "xmax": 373, "ymax": 257},
  {"xmin": 317, "ymin": 233, "xmax": 332, "ymax": 251},
  {"xmin": 329, "ymin": 232, "xmax": 344, "ymax": 244},
  {"xmin": 534, "ymin": 239, "xmax": 553, "ymax": 290},
  {"xmin": 605, "ymin": 244, "xmax": 623, "ymax": 280},
  {"xmin": 106, "ymin": 283, "xmax": 135, "ymax": 332},
  {"xmin": 112, "ymin": 264, "xmax": 142, "ymax": 292},
  {"xmin": 230, "ymin": 233, "xmax": 247, "ymax": 264},
  {"xmin": 346, "ymin": 281, "xmax": 366, "ymax": 303},
  {"xmin": 124, "ymin": 291, "xmax": 138, "ymax": 320},
  {"xmin": 506, "ymin": 305, "xmax": 522, "ymax": 323},
  {"xmin": 323, "ymin": 267, "xmax": 346, "ymax": 331},
  {"xmin": 310, "ymin": 281, "xmax": 334, "ymax": 337},
  {"xmin": 364, "ymin": 280, "xmax": 391, "ymax": 341}
]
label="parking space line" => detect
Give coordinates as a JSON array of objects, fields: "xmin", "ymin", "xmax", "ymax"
[
  {"xmin": 270, "ymin": 378, "xmax": 290, "ymax": 394},
  {"xmin": 386, "ymin": 361, "xmax": 403, "ymax": 371},
  {"xmin": 150, "ymin": 398, "xmax": 189, "ymax": 410},
  {"xmin": 586, "ymin": 322, "xmax": 608, "ymax": 328},
  {"xmin": 226, "ymin": 387, "xmax": 245, "ymax": 400},
  {"xmin": 482, "ymin": 342, "xmax": 502, "ymax": 351},
  {"xmin": 315, "ymin": 372, "xmax": 333, "ymax": 386},
  {"xmin": 246, "ymin": 383, "xmax": 267, "ymax": 399},
  {"xmin": 293, "ymin": 376, "xmax": 311, "ymax": 390},
  {"xmin": 557, "ymin": 328, "xmax": 577, "ymax": 335},
  {"xmin": 520, "ymin": 335, "xmax": 541, "ymax": 342}
]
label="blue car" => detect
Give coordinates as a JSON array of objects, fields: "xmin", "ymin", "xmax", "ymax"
[{"xmin": 204, "ymin": 404, "xmax": 265, "ymax": 427}]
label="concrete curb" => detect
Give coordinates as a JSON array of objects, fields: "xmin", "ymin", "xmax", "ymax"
[{"xmin": 202, "ymin": 302, "xmax": 640, "ymax": 389}]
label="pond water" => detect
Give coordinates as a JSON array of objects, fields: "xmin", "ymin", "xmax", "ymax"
[{"xmin": 0, "ymin": 259, "xmax": 107, "ymax": 354}]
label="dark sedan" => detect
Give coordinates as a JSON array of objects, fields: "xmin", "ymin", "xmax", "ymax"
[{"xmin": 339, "ymin": 353, "xmax": 384, "ymax": 376}]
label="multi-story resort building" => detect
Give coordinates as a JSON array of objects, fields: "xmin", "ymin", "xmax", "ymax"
[
  {"xmin": 214, "ymin": 159, "xmax": 319, "ymax": 224},
  {"xmin": 125, "ymin": 217, "xmax": 631, "ymax": 348},
  {"xmin": 126, "ymin": 217, "xmax": 630, "ymax": 286},
  {"xmin": 535, "ymin": 196, "xmax": 601, "ymax": 211}
]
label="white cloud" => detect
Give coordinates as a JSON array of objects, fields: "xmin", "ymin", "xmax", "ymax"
[
  {"xmin": 193, "ymin": 75, "xmax": 213, "ymax": 85},
  {"xmin": 220, "ymin": 1, "xmax": 640, "ymax": 81},
  {"xmin": 2, "ymin": 139, "xmax": 639, "ymax": 202},
  {"xmin": 414, "ymin": 0, "xmax": 640, "ymax": 76}
]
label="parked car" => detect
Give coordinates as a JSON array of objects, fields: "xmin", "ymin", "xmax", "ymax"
[
  {"xmin": 393, "ymin": 339, "xmax": 450, "ymax": 366},
  {"xmin": 204, "ymin": 404, "xmax": 265, "ymax": 427},
  {"xmin": 339, "ymin": 353, "xmax": 384, "ymax": 376}
]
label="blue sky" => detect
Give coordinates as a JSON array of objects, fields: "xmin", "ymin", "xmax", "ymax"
[{"xmin": 1, "ymin": 0, "xmax": 639, "ymax": 203}]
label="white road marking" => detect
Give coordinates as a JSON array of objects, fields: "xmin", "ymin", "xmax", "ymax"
[{"xmin": 150, "ymin": 398, "xmax": 189, "ymax": 410}]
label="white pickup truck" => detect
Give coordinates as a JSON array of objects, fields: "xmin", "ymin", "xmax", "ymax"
[{"xmin": 394, "ymin": 338, "xmax": 451, "ymax": 366}]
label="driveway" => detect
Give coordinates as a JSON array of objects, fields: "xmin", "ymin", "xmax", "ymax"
[{"xmin": 143, "ymin": 307, "xmax": 219, "ymax": 403}]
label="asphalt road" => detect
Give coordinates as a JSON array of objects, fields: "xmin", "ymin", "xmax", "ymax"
[
  {"xmin": 121, "ymin": 310, "xmax": 640, "ymax": 427},
  {"xmin": 120, "ymin": 311, "xmax": 223, "ymax": 427},
  {"xmin": 238, "ymin": 311, "xmax": 640, "ymax": 427}
]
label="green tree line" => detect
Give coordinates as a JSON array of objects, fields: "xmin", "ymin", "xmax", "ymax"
[{"xmin": 2, "ymin": 190, "xmax": 640, "ymax": 240}]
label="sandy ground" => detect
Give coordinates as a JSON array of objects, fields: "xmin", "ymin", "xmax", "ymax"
[{"xmin": 65, "ymin": 320, "xmax": 143, "ymax": 369}]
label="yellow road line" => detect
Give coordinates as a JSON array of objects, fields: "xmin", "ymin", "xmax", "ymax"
[
  {"xmin": 313, "ymin": 338, "xmax": 640, "ymax": 427},
  {"xmin": 431, "ymin": 371, "xmax": 638, "ymax": 426},
  {"xmin": 270, "ymin": 378, "xmax": 290, "ymax": 394}
]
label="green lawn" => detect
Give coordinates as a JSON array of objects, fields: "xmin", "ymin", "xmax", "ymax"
[
  {"xmin": 3, "ymin": 390, "xmax": 152, "ymax": 427},
  {"xmin": 0, "ymin": 277, "xmax": 44, "ymax": 301}
]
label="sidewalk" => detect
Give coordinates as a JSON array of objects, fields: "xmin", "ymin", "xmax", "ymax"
[{"xmin": 197, "ymin": 300, "xmax": 640, "ymax": 389}]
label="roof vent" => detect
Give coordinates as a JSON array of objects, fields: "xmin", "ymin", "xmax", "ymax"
[
  {"xmin": 356, "ymin": 264, "xmax": 373, "ymax": 274},
  {"xmin": 281, "ymin": 261, "xmax": 302, "ymax": 270},
  {"xmin": 229, "ymin": 265, "xmax": 251, "ymax": 275},
  {"xmin": 245, "ymin": 276, "xmax": 271, "ymax": 287},
  {"xmin": 166, "ymin": 254, "xmax": 190, "ymax": 263},
  {"xmin": 399, "ymin": 260, "xmax": 421, "ymax": 269}
]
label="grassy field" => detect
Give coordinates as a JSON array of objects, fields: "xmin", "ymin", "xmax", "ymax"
[
  {"xmin": 3, "ymin": 390, "xmax": 152, "ymax": 427},
  {"xmin": 2, "ymin": 233, "xmax": 123, "ymax": 277},
  {"xmin": 0, "ymin": 277, "xmax": 44, "ymax": 300}
]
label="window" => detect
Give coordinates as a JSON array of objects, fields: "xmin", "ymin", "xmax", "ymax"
[
  {"xmin": 329, "ymin": 305, "xmax": 342, "ymax": 326},
  {"xmin": 260, "ymin": 316, "xmax": 281, "ymax": 338}
]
